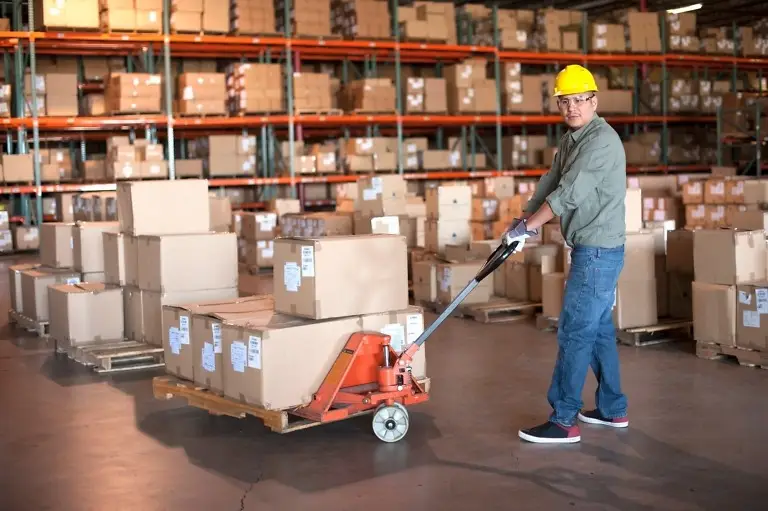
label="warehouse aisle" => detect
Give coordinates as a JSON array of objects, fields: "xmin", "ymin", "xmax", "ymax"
[{"xmin": 1, "ymin": 257, "xmax": 768, "ymax": 510}]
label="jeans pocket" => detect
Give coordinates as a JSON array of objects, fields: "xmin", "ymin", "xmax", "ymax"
[{"xmin": 593, "ymin": 265, "xmax": 619, "ymax": 299}]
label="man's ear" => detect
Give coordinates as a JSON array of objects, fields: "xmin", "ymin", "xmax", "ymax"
[{"xmin": 592, "ymin": 95, "xmax": 598, "ymax": 109}]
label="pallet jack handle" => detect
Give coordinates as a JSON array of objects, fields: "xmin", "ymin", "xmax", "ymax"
[{"xmin": 403, "ymin": 239, "xmax": 520, "ymax": 356}]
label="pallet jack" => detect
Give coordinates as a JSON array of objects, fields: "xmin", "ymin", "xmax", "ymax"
[{"xmin": 292, "ymin": 238, "xmax": 521, "ymax": 442}]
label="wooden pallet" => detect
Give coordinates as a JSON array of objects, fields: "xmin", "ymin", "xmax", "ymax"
[
  {"xmin": 351, "ymin": 110, "xmax": 398, "ymax": 115},
  {"xmin": 8, "ymin": 309, "xmax": 49, "ymax": 337},
  {"xmin": 295, "ymin": 109, "xmax": 343, "ymax": 116},
  {"xmin": 62, "ymin": 340, "xmax": 165, "ymax": 374},
  {"xmin": 616, "ymin": 319, "xmax": 693, "ymax": 347},
  {"xmin": 431, "ymin": 298, "xmax": 541, "ymax": 324},
  {"xmin": 153, "ymin": 375, "xmax": 431, "ymax": 433},
  {"xmin": 696, "ymin": 342, "xmax": 768, "ymax": 369}
]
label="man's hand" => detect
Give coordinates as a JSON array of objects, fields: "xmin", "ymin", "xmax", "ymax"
[{"xmin": 502, "ymin": 218, "xmax": 539, "ymax": 249}]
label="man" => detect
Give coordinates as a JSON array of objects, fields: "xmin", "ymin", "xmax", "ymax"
[{"xmin": 504, "ymin": 64, "xmax": 629, "ymax": 444}]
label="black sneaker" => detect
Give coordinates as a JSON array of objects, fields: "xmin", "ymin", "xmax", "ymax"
[
  {"xmin": 578, "ymin": 410, "xmax": 629, "ymax": 428},
  {"xmin": 518, "ymin": 421, "xmax": 581, "ymax": 444}
]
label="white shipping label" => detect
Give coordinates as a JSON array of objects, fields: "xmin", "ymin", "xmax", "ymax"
[
  {"xmin": 371, "ymin": 177, "xmax": 383, "ymax": 194},
  {"xmin": 711, "ymin": 182, "xmax": 725, "ymax": 196},
  {"xmin": 179, "ymin": 315, "xmax": 190, "ymax": 344},
  {"xmin": 202, "ymin": 343, "xmax": 215, "ymax": 373},
  {"xmin": 744, "ymin": 310, "xmax": 761, "ymax": 329},
  {"xmin": 231, "ymin": 341, "xmax": 247, "ymax": 373},
  {"xmin": 248, "ymin": 335, "xmax": 262, "ymax": 369},
  {"xmin": 169, "ymin": 327, "xmax": 181, "ymax": 355},
  {"xmin": 440, "ymin": 268, "xmax": 451, "ymax": 293},
  {"xmin": 740, "ymin": 291, "xmax": 753, "ymax": 305},
  {"xmin": 301, "ymin": 246, "xmax": 315, "ymax": 277},
  {"xmin": 371, "ymin": 216, "xmax": 400, "ymax": 235},
  {"xmin": 406, "ymin": 314, "xmax": 424, "ymax": 345},
  {"xmin": 257, "ymin": 213, "xmax": 277, "ymax": 231},
  {"xmin": 381, "ymin": 323, "xmax": 406, "ymax": 353},
  {"xmin": 66, "ymin": 277, "xmax": 81, "ymax": 285},
  {"xmin": 363, "ymin": 188, "xmax": 377, "ymax": 201},
  {"xmin": 284, "ymin": 262, "xmax": 301, "ymax": 292},
  {"xmin": 212, "ymin": 323, "xmax": 222, "ymax": 354},
  {"xmin": 757, "ymin": 289, "xmax": 768, "ymax": 313}
]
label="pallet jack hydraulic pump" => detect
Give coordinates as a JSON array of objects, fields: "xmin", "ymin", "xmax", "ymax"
[{"xmin": 292, "ymin": 238, "xmax": 521, "ymax": 442}]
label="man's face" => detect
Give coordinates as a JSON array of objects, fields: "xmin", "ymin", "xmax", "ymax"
[{"xmin": 557, "ymin": 93, "xmax": 597, "ymax": 129}]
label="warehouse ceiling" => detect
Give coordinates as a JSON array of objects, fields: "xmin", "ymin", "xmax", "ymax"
[{"xmin": 485, "ymin": 0, "xmax": 768, "ymax": 27}]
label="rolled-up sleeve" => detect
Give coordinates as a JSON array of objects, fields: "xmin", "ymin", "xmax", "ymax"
[
  {"xmin": 546, "ymin": 137, "xmax": 611, "ymax": 216},
  {"xmin": 524, "ymin": 147, "xmax": 562, "ymax": 215}
]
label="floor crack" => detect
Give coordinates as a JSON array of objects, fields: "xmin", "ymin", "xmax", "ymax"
[{"xmin": 237, "ymin": 475, "xmax": 260, "ymax": 511}]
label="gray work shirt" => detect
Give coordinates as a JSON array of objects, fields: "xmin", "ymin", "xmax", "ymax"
[{"xmin": 525, "ymin": 114, "xmax": 627, "ymax": 248}]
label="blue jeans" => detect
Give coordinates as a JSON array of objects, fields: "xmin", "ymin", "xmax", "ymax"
[{"xmin": 548, "ymin": 245, "xmax": 628, "ymax": 427}]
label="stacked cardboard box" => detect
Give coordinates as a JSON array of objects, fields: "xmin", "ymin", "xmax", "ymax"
[
  {"xmin": 73, "ymin": 192, "xmax": 118, "ymax": 222},
  {"xmin": 44, "ymin": 73, "xmax": 79, "ymax": 116},
  {"xmin": 624, "ymin": 11, "xmax": 661, "ymax": 53},
  {"xmin": 331, "ymin": 0, "xmax": 390, "ymax": 39},
  {"xmin": 277, "ymin": 0, "xmax": 332, "ymax": 37},
  {"xmin": 446, "ymin": 58, "xmax": 495, "ymax": 114},
  {"xmin": 693, "ymin": 229, "xmax": 767, "ymax": 350},
  {"xmin": 425, "ymin": 185, "xmax": 471, "ymax": 256},
  {"xmin": 237, "ymin": 211, "xmax": 277, "ymax": 271},
  {"xmin": 623, "ymin": 132, "xmax": 661, "ymax": 166},
  {"xmin": 681, "ymin": 174, "xmax": 766, "ymax": 229},
  {"xmin": 24, "ymin": 74, "xmax": 47, "ymax": 117},
  {"xmin": 105, "ymin": 136, "xmax": 168, "ymax": 180},
  {"xmin": 590, "ymin": 22, "xmax": 626, "ymax": 52},
  {"xmin": 614, "ymin": 232, "xmax": 658, "ymax": 329},
  {"xmin": 113, "ymin": 180, "xmax": 239, "ymax": 351},
  {"xmin": 640, "ymin": 72, "xmax": 700, "ymax": 114},
  {"xmin": 353, "ymin": 175, "xmax": 421, "ymax": 248},
  {"xmin": 0, "ymin": 212, "xmax": 11, "ymax": 253},
  {"xmin": 281, "ymin": 211, "xmax": 353, "ymax": 237},
  {"xmin": 83, "ymin": 94, "xmax": 106, "ymax": 116},
  {"xmin": 2, "ymin": 153, "xmax": 34, "ymax": 183},
  {"xmin": 700, "ymin": 27, "xmax": 736, "ymax": 55},
  {"xmin": 533, "ymin": 8, "xmax": 583, "ymax": 52},
  {"xmin": 399, "ymin": 1, "xmax": 456, "ymax": 43},
  {"xmin": 171, "ymin": 0, "xmax": 203, "ymax": 33},
  {"xmin": 502, "ymin": 135, "xmax": 549, "ymax": 169},
  {"xmin": 341, "ymin": 136, "xmax": 394, "ymax": 173},
  {"xmin": 341, "ymin": 78, "xmax": 396, "ymax": 113},
  {"xmin": 404, "ymin": 77, "xmax": 447, "ymax": 114},
  {"xmin": 0, "ymin": 84, "xmax": 11, "ymax": 118},
  {"xmin": 741, "ymin": 22, "xmax": 768, "ymax": 57},
  {"xmin": 201, "ymin": 135, "xmax": 257, "ymax": 177},
  {"xmin": 104, "ymin": 73, "xmax": 162, "ymax": 114},
  {"xmin": 34, "ymin": 0, "xmax": 100, "ymax": 30},
  {"xmin": 228, "ymin": 63, "xmax": 284, "ymax": 114},
  {"xmin": 666, "ymin": 12, "xmax": 699, "ymax": 52},
  {"xmin": 230, "ymin": 0, "xmax": 275, "ymax": 35},
  {"xmin": 38, "ymin": 148, "xmax": 75, "ymax": 183},
  {"xmin": 100, "ymin": 0, "xmax": 162, "ymax": 33},
  {"xmin": 294, "ymin": 72, "xmax": 334, "ymax": 113},
  {"xmin": 502, "ymin": 67, "xmax": 552, "ymax": 114},
  {"xmin": 473, "ymin": 9, "xmax": 532, "ymax": 49},
  {"xmin": 176, "ymin": 72, "xmax": 227, "ymax": 116}
]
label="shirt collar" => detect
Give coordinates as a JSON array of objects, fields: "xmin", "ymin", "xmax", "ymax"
[{"xmin": 568, "ymin": 114, "xmax": 601, "ymax": 143}]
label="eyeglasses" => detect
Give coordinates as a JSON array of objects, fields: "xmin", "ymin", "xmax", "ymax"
[{"xmin": 557, "ymin": 94, "xmax": 595, "ymax": 109}]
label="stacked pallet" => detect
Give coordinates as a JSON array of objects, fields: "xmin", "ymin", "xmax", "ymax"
[{"xmin": 681, "ymin": 172, "xmax": 765, "ymax": 229}]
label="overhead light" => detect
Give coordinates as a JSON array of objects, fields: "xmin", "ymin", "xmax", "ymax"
[{"xmin": 667, "ymin": 3, "xmax": 703, "ymax": 14}]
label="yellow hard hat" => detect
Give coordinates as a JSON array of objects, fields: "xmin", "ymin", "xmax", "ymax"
[{"xmin": 553, "ymin": 65, "xmax": 599, "ymax": 97}]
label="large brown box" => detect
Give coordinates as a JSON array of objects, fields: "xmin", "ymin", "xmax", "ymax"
[
  {"xmin": 436, "ymin": 261, "xmax": 492, "ymax": 304},
  {"xmin": 73, "ymin": 222, "xmax": 120, "ymax": 273},
  {"xmin": 412, "ymin": 260, "xmax": 437, "ymax": 303},
  {"xmin": 137, "ymin": 233, "xmax": 238, "ymax": 292},
  {"xmin": 542, "ymin": 272, "xmax": 565, "ymax": 319},
  {"xmin": 40, "ymin": 223, "xmax": 75, "ymax": 269},
  {"xmin": 426, "ymin": 185, "xmax": 472, "ymax": 220},
  {"xmin": 425, "ymin": 219, "xmax": 472, "ymax": 254},
  {"xmin": 9, "ymin": 263, "xmax": 41, "ymax": 314},
  {"xmin": 162, "ymin": 295, "xmax": 273, "ymax": 382},
  {"xmin": 666, "ymin": 229, "xmax": 694, "ymax": 275},
  {"xmin": 694, "ymin": 229, "xmax": 766, "ymax": 285},
  {"xmin": 117, "ymin": 179, "xmax": 210, "ymax": 235},
  {"xmin": 735, "ymin": 281, "xmax": 768, "ymax": 351},
  {"xmin": 693, "ymin": 282, "xmax": 736, "ymax": 346},
  {"xmin": 20, "ymin": 268, "xmax": 82, "ymax": 322},
  {"xmin": 103, "ymin": 232, "xmax": 127, "ymax": 286},
  {"xmin": 240, "ymin": 212, "xmax": 277, "ymax": 241},
  {"xmin": 142, "ymin": 287, "xmax": 239, "ymax": 346},
  {"xmin": 124, "ymin": 286, "xmax": 144, "ymax": 341},
  {"xmin": 273, "ymin": 235, "xmax": 408, "ymax": 320},
  {"xmin": 614, "ymin": 278, "xmax": 658, "ymax": 329},
  {"xmin": 35, "ymin": 0, "xmax": 100, "ymax": 30},
  {"xmin": 3, "ymin": 154, "xmax": 34, "ymax": 182},
  {"xmin": 48, "ymin": 283, "xmax": 124, "ymax": 346}
]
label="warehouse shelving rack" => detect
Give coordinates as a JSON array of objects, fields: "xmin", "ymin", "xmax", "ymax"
[{"xmin": 1, "ymin": 0, "xmax": 767, "ymax": 224}]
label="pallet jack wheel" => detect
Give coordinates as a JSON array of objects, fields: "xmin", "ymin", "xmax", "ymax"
[{"xmin": 372, "ymin": 402, "xmax": 409, "ymax": 443}]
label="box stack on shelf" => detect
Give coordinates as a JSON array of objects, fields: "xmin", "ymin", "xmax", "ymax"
[
  {"xmin": 353, "ymin": 174, "xmax": 424, "ymax": 248},
  {"xmin": 104, "ymin": 73, "xmax": 162, "ymax": 115},
  {"xmin": 230, "ymin": 0, "xmax": 276, "ymax": 35},
  {"xmin": 294, "ymin": 72, "xmax": 335, "ymax": 113},
  {"xmin": 425, "ymin": 184, "xmax": 472, "ymax": 256},
  {"xmin": 237, "ymin": 210, "xmax": 278, "ymax": 271},
  {"xmin": 533, "ymin": 8, "xmax": 583, "ymax": 52},
  {"xmin": 228, "ymin": 63, "xmax": 284, "ymax": 114},
  {"xmin": 404, "ymin": 77, "xmax": 447, "ymax": 114},
  {"xmin": 473, "ymin": 9, "xmax": 532, "ymax": 50},
  {"xmin": 176, "ymin": 72, "xmax": 228, "ymax": 116},
  {"xmin": 34, "ymin": 0, "xmax": 100, "ymax": 31},
  {"xmin": 446, "ymin": 58, "xmax": 495, "ymax": 114},
  {"xmin": 276, "ymin": 0, "xmax": 332, "ymax": 38},
  {"xmin": 332, "ymin": 0, "xmax": 390, "ymax": 39},
  {"xmin": 680, "ymin": 172, "xmax": 765, "ymax": 229},
  {"xmin": 665, "ymin": 12, "xmax": 699, "ymax": 52},
  {"xmin": 171, "ymin": 0, "xmax": 204, "ymax": 33},
  {"xmin": 398, "ymin": 1, "xmax": 457, "ymax": 43},
  {"xmin": 99, "ymin": 0, "xmax": 163, "ymax": 33},
  {"xmin": 340, "ymin": 78, "xmax": 397, "ymax": 114},
  {"xmin": 193, "ymin": 135, "xmax": 257, "ymax": 177},
  {"xmin": 105, "ymin": 136, "xmax": 168, "ymax": 180}
]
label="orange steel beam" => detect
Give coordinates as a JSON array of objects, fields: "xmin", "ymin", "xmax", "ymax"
[{"xmin": 0, "ymin": 165, "xmax": 711, "ymax": 195}]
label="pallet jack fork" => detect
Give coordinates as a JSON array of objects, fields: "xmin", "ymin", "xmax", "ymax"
[{"xmin": 292, "ymin": 239, "xmax": 521, "ymax": 442}]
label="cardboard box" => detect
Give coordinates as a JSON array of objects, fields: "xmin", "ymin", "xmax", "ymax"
[
  {"xmin": 412, "ymin": 260, "xmax": 437, "ymax": 303},
  {"xmin": 142, "ymin": 287, "xmax": 239, "ymax": 346},
  {"xmin": 9, "ymin": 263, "xmax": 40, "ymax": 313},
  {"xmin": 163, "ymin": 295, "xmax": 273, "ymax": 382},
  {"xmin": 358, "ymin": 175, "xmax": 407, "ymax": 217},
  {"xmin": 614, "ymin": 278, "xmax": 658, "ymax": 329},
  {"xmin": 20, "ymin": 268, "xmax": 82, "ymax": 322},
  {"xmin": 471, "ymin": 198, "xmax": 500, "ymax": 222},
  {"xmin": 625, "ymin": 188, "xmax": 643, "ymax": 233},
  {"xmin": 666, "ymin": 229, "xmax": 694, "ymax": 274},
  {"xmin": 117, "ymin": 179, "xmax": 210, "ymax": 236},
  {"xmin": 542, "ymin": 273, "xmax": 565, "ymax": 318},
  {"xmin": 735, "ymin": 281, "xmax": 768, "ymax": 351},
  {"xmin": 426, "ymin": 185, "xmax": 472, "ymax": 220},
  {"xmin": 48, "ymin": 283, "xmax": 124, "ymax": 346},
  {"xmin": 40, "ymin": 223, "xmax": 75, "ymax": 268},
  {"xmin": 693, "ymin": 282, "xmax": 736, "ymax": 345},
  {"xmin": 175, "ymin": 159, "xmax": 204, "ymax": 178},
  {"xmin": 137, "ymin": 233, "xmax": 238, "ymax": 292},
  {"xmin": 656, "ymin": 255, "xmax": 669, "ymax": 317},
  {"xmin": 436, "ymin": 262, "xmax": 492, "ymax": 304},
  {"xmin": 425, "ymin": 219, "xmax": 472, "ymax": 254},
  {"xmin": 694, "ymin": 229, "xmax": 766, "ymax": 285},
  {"xmin": 731, "ymin": 210, "xmax": 768, "ymax": 231},
  {"xmin": 240, "ymin": 212, "xmax": 277, "ymax": 241},
  {"xmin": 242, "ymin": 240, "xmax": 275, "ymax": 269},
  {"xmin": 102, "ymin": 232, "xmax": 127, "ymax": 286},
  {"xmin": 669, "ymin": 272, "xmax": 693, "ymax": 319},
  {"xmin": 273, "ymin": 235, "xmax": 408, "ymax": 319},
  {"xmin": 505, "ymin": 262, "xmax": 529, "ymax": 301},
  {"xmin": 73, "ymin": 222, "xmax": 120, "ymax": 273},
  {"xmin": 621, "ymin": 232, "xmax": 656, "ymax": 283},
  {"xmin": 528, "ymin": 254, "xmax": 557, "ymax": 302},
  {"xmin": 12, "ymin": 225, "xmax": 40, "ymax": 251}
]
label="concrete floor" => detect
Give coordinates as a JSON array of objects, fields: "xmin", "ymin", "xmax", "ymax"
[{"xmin": 1, "ymin": 256, "xmax": 768, "ymax": 511}]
